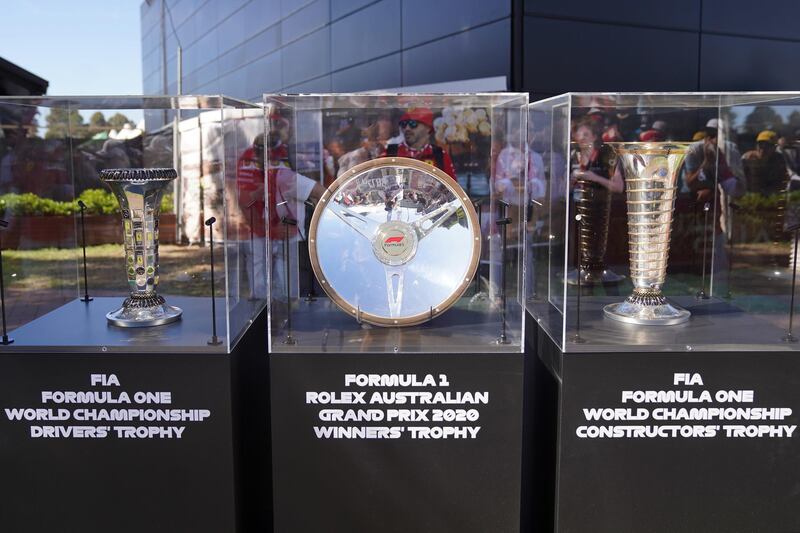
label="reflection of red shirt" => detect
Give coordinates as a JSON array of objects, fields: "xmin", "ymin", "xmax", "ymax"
[
  {"xmin": 382, "ymin": 143, "xmax": 456, "ymax": 180},
  {"xmin": 236, "ymin": 146, "xmax": 266, "ymax": 238}
]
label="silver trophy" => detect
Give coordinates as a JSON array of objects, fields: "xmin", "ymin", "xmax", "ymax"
[
  {"xmin": 100, "ymin": 168, "xmax": 182, "ymax": 327},
  {"xmin": 308, "ymin": 157, "xmax": 480, "ymax": 327},
  {"xmin": 603, "ymin": 143, "xmax": 690, "ymax": 325}
]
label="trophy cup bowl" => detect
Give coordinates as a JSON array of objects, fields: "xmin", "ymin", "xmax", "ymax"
[
  {"xmin": 308, "ymin": 157, "xmax": 480, "ymax": 327},
  {"xmin": 100, "ymin": 168, "xmax": 182, "ymax": 327},
  {"xmin": 603, "ymin": 143, "xmax": 690, "ymax": 325}
]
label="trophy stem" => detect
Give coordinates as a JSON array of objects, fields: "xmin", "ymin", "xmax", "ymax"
[{"xmin": 100, "ymin": 168, "xmax": 182, "ymax": 328}]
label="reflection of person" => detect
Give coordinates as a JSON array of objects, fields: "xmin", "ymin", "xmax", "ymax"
[
  {"xmin": 234, "ymin": 134, "xmax": 267, "ymax": 299},
  {"xmin": 337, "ymin": 115, "xmax": 393, "ymax": 176},
  {"xmin": 382, "ymin": 108, "xmax": 457, "ymax": 179},
  {"xmin": 266, "ymin": 115, "xmax": 325, "ymax": 301},
  {"xmin": 684, "ymin": 118, "xmax": 745, "ymax": 294},
  {"xmin": 742, "ymin": 130, "xmax": 789, "ymax": 193},
  {"xmin": 570, "ymin": 117, "xmax": 623, "ymax": 193},
  {"xmin": 742, "ymin": 130, "xmax": 790, "ymax": 268}
]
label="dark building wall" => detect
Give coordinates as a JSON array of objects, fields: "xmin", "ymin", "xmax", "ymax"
[
  {"xmin": 140, "ymin": 0, "xmax": 511, "ymax": 100},
  {"xmin": 141, "ymin": 0, "xmax": 800, "ymax": 101},
  {"xmin": 522, "ymin": 0, "xmax": 800, "ymax": 99}
]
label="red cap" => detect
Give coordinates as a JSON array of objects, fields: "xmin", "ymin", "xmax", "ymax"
[
  {"xmin": 400, "ymin": 107, "xmax": 434, "ymax": 130},
  {"xmin": 639, "ymin": 129, "xmax": 664, "ymax": 142}
]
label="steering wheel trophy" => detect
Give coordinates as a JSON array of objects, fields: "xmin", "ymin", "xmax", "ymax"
[{"xmin": 308, "ymin": 156, "xmax": 480, "ymax": 327}]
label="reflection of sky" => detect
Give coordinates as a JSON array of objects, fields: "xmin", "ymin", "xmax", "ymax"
[{"xmin": 316, "ymin": 208, "xmax": 473, "ymax": 318}]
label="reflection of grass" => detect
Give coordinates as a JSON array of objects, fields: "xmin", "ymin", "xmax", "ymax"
[{"xmin": 5, "ymin": 244, "xmax": 213, "ymax": 296}]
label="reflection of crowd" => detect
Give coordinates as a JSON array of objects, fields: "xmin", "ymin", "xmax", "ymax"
[{"xmin": 326, "ymin": 107, "xmax": 457, "ymax": 180}]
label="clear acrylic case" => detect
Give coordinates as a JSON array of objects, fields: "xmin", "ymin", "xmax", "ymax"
[
  {"xmin": 265, "ymin": 93, "xmax": 528, "ymax": 353},
  {"xmin": 527, "ymin": 92, "xmax": 800, "ymax": 352},
  {"xmin": 0, "ymin": 95, "xmax": 265, "ymax": 352}
]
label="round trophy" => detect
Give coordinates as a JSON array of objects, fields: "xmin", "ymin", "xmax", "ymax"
[
  {"xmin": 604, "ymin": 143, "xmax": 690, "ymax": 325},
  {"xmin": 100, "ymin": 168, "xmax": 182, "ymax": 327},
  {"xmin": 308, "ymin": 156, "xmax": 480, "ymax": 327}
]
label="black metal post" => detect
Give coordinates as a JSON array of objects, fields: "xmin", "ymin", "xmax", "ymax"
[
  {"xmin": 78, "ymin": 200, "xmax": 92, "ymax": 302},
  {"xmin": 783, "ymin": 228, "xmax": 800, "ymax": 342},
  {"xmin": 281, "ymin": 215, "xmax": 297, "ymax": 345},
  {"xmin": 245, "ymin": 198, "xmax": 257, "ymax": 301},
  {"xmin": 473, "ymin": 198, "xmax": 483, "ymax": 296},
  {"xmin": 573, "ymin": 214, "xmax": 585, "ymax": 343},
  {"xmin": 496, "ymin": 200, "xmax": 511, "ymax": 345},
  {"xmin": 0, "ymin": 219, "xmax": 12, "ymax": 345},
  {"xmin": 206, "ymin": 217, "xmax": 222, "ymax": 346},
  {"xmin": 304, "ymin": 199, "xmax": 317, "ymax": 302},
  {"xmin": 697, "ymin": 201, "xmax": 710, "ymax": 299}
]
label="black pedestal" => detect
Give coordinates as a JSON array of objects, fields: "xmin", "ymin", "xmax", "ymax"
[
  {"xmin": 532, "ymin": 316, "xmax": 800, "ymax": 533},
  {"xmin": 0, "ymin": 299, "xmax": 269, "ymax": 533},
  {"xmin": 269, "ymin": 351, "xmax": 525, "ymax": 532}
]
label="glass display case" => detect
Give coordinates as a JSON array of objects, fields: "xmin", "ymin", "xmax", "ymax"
[
  {"xmin": 265, "ymin": 93, "xmax": 528, "ymax": 353},
  {"xmin": 527, "ymin": 92, "xmax": 800, "ymax": 353},
  {"xmin": 0, "ymin": 95, "xmax": 265, "ymax": 352}
]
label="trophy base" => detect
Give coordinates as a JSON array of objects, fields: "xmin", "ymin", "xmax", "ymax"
[
  {"xmin": 566, "ymin": 268, "xmax": 624, "ymax": 286},
  {"xmin": 603, "ymin": 299, "xmax": 690, "ymax": 326},
  {"xmin": 106, "ymin": 295, "xmax": 183, "ymax": 328}
]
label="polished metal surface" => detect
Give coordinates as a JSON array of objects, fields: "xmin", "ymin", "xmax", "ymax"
[
  {"xmin": 568, "ymin": 144, "xmax": 623, "ymax": 286},
  {"xmin": 309, "ymin": 157, "xmax": 480, "ymax": 327},
  {"xmin": 100, "ymin": 168, "xmax": 182, "ymax": 327},
  {"xmin": 604, "ymin": 143, "xmax": 690, "ymax": 325}
]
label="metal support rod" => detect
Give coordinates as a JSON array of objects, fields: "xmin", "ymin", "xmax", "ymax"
[
  {"xmin": 78, "ymin": 201, "xmax": 92, "ymax": 302},
  {"xmin": 473, "ymin": 198, "xmax": 483, "ymax": 296},
  {"xmin": 783, "ymin": 228, "xmax": 799, "ymax": 342},
  {"xmin": 281, "ymin": 215, "xmax": 297, "ymax": 345},
  {"xmin": 573, "ymin": 214, "xmax": 585, "ymax": 343},
  {"xmin": 0, "ymin": 219, "xmax": 12, "ymax": 345},
  {"xmin": 304, "ymin": 199, "xmax": 317, "ymax": 301},
  {"xmin": 496, "ymin": 200, "xmax": 511, "ymax": 345},
  {"xmin": 697, "ymin": 201, "xmax": 710, "ymax": 299},
  {"xmin": 206, "ymin": 217, "xmax": 222, "ymax": 346}
]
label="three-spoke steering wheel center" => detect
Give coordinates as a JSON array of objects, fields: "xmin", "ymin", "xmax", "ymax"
[{"xmin": 371, "ymin": 221, "xmax": 419, "ymax": 266}]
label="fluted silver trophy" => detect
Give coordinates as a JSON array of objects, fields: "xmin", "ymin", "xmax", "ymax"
[
  {"xmin": 604, "ymin": 143, "xmax": 690, "ymax": 325},
  {"xmin": 100, "ymin": 168, "xmax": 182, "ymax": 327}
]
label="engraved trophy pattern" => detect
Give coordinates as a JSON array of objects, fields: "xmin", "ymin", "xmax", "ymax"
[
  {"xmin": 100, "ymin": 168, "xmax": 182, "ymax": 327},
  {"xmin": 603, "ymin": 143, "xmax": 690, "ymax": 325}
]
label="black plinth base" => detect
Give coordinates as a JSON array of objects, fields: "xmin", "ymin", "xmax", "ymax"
[
  {"xmin": 0, "ymin": 306, "xmax": 269, "ymax": 533},
  {"xmin": 531, "ymin": 316, "xmax": 800, "ymax": 533},
  {"xmin": 270, "ymin": 351, "xmax": 525, "ymax": 533}
]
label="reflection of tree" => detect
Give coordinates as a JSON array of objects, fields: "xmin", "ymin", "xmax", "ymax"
[
  {"xmin": 45, "ymin": 108, "xmax": 85, "ymax": 139},
  {"xmin": 744, "ymin": 105, "xmax": 784, "ymax": 133},
  {"xmin": 44, "ymin": 110, "xmax": 132, "ymax": 140},
  {"xmin": 107, "ymin": 112, "xmax": 131, "ymax": 131},
  {"xmin": 788, "ymin": 111, "xmax": 800, "ymax": 134}
]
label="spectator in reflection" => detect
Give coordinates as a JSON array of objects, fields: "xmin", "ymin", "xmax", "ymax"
[
  {"xmin": 382, "ymin": 108, "xmax": 457, "ymax": 179},
  {"xmin": 234, "ymin": 133, "xmax": 268, "ymax": 299},
  {"xmin": 743, "ymin": 130, "xmax": 790, "ymax": 193},
  {"xmin": 684, "ymin": 118, "xmax": 745, "ymax": 204},
  {"xmin": 338, "ymin": 115, "xmax": 393, "ymax": 176},
  {"xmin": 570, "ymin": 117, "xmax": 623, "ymax": 193},
  {"xmin": 639, "ymin": 128, "xmax": 665, "ymax": 143},
  {"xmin": 684, "ymin": 118, "xmax": 745, "ymax": 294},
  {"xmin": 266, "ymin": 117, "xmax": 325, "ymax": 303}
]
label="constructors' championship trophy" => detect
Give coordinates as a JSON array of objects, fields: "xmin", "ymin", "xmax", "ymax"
[
  {"xmin": 603, "ymin": 143, "xmax": 690, "ymax": 325},
  {"xmin": 100, "ymin": 168, "xmax": 182, "ymax": 327},
  {"xmin": 308, "ymin": 156, "xmax": 480, "ymax": 327}
]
